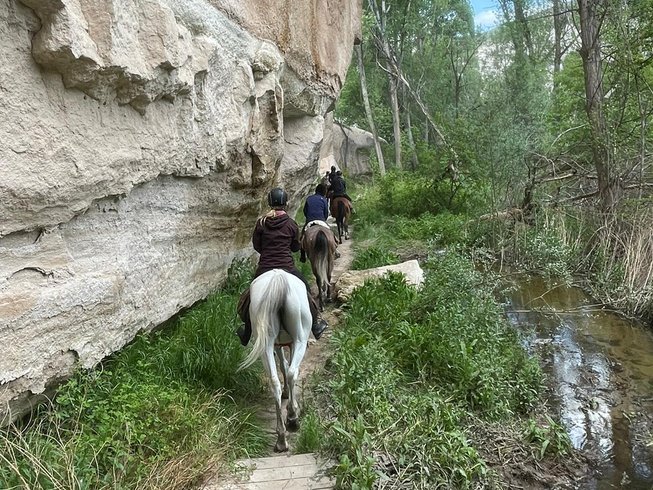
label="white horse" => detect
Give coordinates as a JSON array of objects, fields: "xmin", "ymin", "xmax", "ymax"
[{"xmin": 238, "ymin": 269, "xmax": 312, "ymax": 452}]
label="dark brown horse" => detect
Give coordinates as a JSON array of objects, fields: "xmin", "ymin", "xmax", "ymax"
[
  {"xmin": 301, "ymin": 222, "xmax": 337, "ymax": 310},
  {"xmin": 330, "ymin": 196, "xmax": 352, "ymax": 244}
]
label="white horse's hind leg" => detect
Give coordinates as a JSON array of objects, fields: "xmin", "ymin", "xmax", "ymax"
[
  {"xmin": 262, "ymin": 347, "xmax": 288, "ymax": 452},
  {"xmin": 285, "ymin": 338, "xmax": 308, "ymax": 431},
  {"xmin": 275, "ymin": 346, "xmax": 290, "ymax": 400}
]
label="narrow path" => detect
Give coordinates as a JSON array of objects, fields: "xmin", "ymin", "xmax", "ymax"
[{"xmin": 202, "ymin": 222, "xmax": 354, "ymax": 490}]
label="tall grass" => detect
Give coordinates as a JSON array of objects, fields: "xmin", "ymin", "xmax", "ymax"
[
  {"xmin": 0, "ymin": 259, "xmax": 268, "ymax": 489},
  {"xmin": 483, "ymin": 203, "xmax": 653, "ymax": 322}
]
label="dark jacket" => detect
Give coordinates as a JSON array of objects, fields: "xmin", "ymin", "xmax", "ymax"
[
  {"xmin": 330, "ymin": 176, "xmax": 347, "ymax": 196},
  {"xmin": 252, "ymin": 212, "xmax": 300, "ymax": 275},
  {"xmin": 303, "ymin": 194, "xmax": 329, "ymax": 222}
]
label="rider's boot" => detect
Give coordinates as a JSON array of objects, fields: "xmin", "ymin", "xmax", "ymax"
[
  {"xmin": 236, "ymin": 289, "xmax": 252, "ymax": 346},
  {"xmin": 300, "ymin": 248, "xmax": 307, "ymax": 263},
  {"xmin": 312, "ymin": 318, "xmax": 328, "ymax": 340},
  {"xmin": 307, "ymin": 294, "xmax": 328, "ymax": 339},
  {"xmin": 236, "ymin": 323, "xmax": 252, "ymax": 346}
]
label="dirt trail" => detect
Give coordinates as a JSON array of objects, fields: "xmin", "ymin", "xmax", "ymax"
[{"xmin": 254, "ymin": 222, "xmax": 354, "ymax": 453}]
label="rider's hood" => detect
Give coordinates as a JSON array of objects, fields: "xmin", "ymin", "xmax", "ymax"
[{"xmin": 263, "ymin": 212, "xmax": 291, "ymax": 229}]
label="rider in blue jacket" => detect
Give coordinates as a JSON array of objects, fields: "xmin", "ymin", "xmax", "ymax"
[
  {"xmin": 303, "ymin": 183, "xmax": 329, "ymax": 222},
  {"xmin": 300, "ymin": 184, "xmax": 329, "ymax": 263}
]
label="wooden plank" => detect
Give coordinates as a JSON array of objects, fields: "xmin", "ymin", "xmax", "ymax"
[
  {"xmin": 241, "ymin": 476, "xmax": 334, "ymax": 490},
  {"xmin": 237, "ymin": 453, "xmax": 321, "ymax": 470},
  {"xmin": 248, "ymin": 464, "xmax": 319, "ymax": 482}
]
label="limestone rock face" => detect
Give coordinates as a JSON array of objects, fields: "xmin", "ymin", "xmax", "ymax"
[
  {"xmin": 319, "ymin": 113, "xmax": 380, "ymax": 177},
  {"xmin": 0, "ymin": 0, "xmax": 361, "ymax": 423},
  {"xmin": 335, "ymin": 260, "xmax": 425, "ymax": 302}
]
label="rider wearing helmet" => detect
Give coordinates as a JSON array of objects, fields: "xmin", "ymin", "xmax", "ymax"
[
  {"xmin": 236, "ymin": 187, "xmax": 328, "ymax": 346},
  {"xmin": 330, "ymin": 170, "xmax": 354, "ymax": 210}
]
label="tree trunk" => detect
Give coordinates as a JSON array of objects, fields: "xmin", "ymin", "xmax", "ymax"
[
  {"xmin": 367, "ymin": 0, "xmax": 459, "ymax": 167},
  {"xmin": 368, "ymin": 0, "xmax": 402, "ymax": 170},
  {"xmin": 578, "ymin": 0, "xmax": 617, "ymax": 211},
  {"xmin": 553, "ymin": 0, "xmax": 565, "ymax": 82},
  {"xmin": 355, "ymin": 43, "xmax": 386, "ymax": 175},
  {"xmin": 388, "ymin": 73, "xmax": 402, "ymax": 169},
  {"xmin": 404, "ymin": 95, "xmax": 419, "ymax": 170}
]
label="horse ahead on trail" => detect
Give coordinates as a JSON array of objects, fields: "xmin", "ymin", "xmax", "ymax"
[
  {"xmin": 238, "ymin": 269, "xmax": 311, "ymax": 453},
  {"xmin": 330, "ymin": 196, "xmax": 352, "ymax": 244},
  {"xmin": 301, "ymin": 221, "xmax": 337, "ymax": 311}
]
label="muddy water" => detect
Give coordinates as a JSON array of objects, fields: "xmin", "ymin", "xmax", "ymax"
[{"xmin": 504, "ymin": 276, "xmax": 653, "ymax": 489}]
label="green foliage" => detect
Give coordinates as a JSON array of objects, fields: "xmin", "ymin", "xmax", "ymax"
[
  {"xmin": 351, "ymin": 246, "xmax": 399, "ymax": 270},
  {"xmin": 377, "ymin": 171, "xmax": 485, "ymax": 217},
  {"xmin": 512, "ymin": 226, "xmax": 575, "ymax": 280},
  {"xmin": 310, "ymin": 254, "xmax": 542, "ymax": 487},
  {"xmin": 0, "ymin": 260, "xmax": 267, "ymax": 489},
  {"xmin": 522, "ymin": 417, "xmax": 572, "ymax": 460},
  {"xmin": 295, "ymin": 409, "xmax": 322, "ymax": 454}
]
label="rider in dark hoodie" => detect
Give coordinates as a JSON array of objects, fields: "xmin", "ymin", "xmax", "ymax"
[{"xmin": 236, "ymin": 187, "xmax": 328, "ymax": 346}]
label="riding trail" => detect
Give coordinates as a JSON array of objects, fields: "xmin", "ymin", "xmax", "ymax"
[{"xmin": 202, "ymin": 221, "xmax": 354, "ymax": 489}]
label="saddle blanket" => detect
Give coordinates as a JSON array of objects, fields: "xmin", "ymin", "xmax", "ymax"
[{"xmin": 306, "ymin": 220, "xmax": 330, "ymax": 230}]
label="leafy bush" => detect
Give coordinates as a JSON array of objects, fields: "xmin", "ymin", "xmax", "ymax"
[
  {"xmin": 389, "ymin": 212, "xmax": 469, "ymax": 246},
  {"xmin": 310, "ymin": 252, "xmax": 542, "ymax": 488},
  {"xmin": 522, "ymin": 417, "xmax": 572, "ymax": 459}
]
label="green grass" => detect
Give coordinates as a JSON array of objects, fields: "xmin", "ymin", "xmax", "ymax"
[
  {"xmin": 300, "ymin": 255, "xmax": 543, "ymax": 488},
  {"xmin": 294, "ymin": 178, "xmax": 556, "ymax": 488},
  {"xmin": 0, "ymin": 260, "xmax": 269, "ymax": 490}
]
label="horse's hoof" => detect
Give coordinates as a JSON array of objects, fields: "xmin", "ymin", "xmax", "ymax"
[
  {"xmin": 274, "ymin": 441, "xmax": 289, "ymax": 453},
  {"xmin": 282, "ymin": 388, "xmax": 289, "ymax": 400},
  {"xmin": 287, "ymin": 417, "xmax": 300, "ymax": 431}
]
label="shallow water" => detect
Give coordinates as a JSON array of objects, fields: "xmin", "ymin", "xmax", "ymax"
[{"xmin": 504, "ymin": 276, "xmax": 653, "ymax": 489}]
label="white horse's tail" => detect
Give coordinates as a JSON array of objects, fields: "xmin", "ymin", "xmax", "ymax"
[{"xmin": 238, "ymin": 271, "xmax": 287, "ymax": 371}]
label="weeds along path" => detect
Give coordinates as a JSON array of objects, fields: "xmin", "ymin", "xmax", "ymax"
[{"xmin": 255, "ymin": 222, "xmax": 354, "ymax": 455}]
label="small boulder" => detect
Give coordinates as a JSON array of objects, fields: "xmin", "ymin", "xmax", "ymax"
[{"xmin": 335, "ymin": 260, "xmax": 424, "ymax": 302}]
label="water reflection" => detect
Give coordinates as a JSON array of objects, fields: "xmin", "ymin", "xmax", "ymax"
[{"xmin": 504, "ymin": 276, "xmax": 653, "ymax": 489}]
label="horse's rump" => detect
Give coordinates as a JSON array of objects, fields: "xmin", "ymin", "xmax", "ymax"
[
  {"xmin": 239, "ymin": 270, "xmax": 310, "ymax": 371},
  {"xmin": 330, "ymin": 196, "xmax": 352, "ymax": 218}
]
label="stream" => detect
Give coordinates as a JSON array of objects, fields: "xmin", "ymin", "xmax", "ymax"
[{"xmin": 503, "ymin": 275, "xmax": 653, "ymax": 489}]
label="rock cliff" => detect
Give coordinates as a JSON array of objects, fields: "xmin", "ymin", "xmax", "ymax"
[{"xmin": 0, "ymin": 0, "xmax": 361, "ymax": 422}]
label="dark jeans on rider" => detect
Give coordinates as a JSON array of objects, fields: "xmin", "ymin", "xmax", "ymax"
[{"xmin": 237, "ymin": 266, "xmax": 319, "ymax": 337}]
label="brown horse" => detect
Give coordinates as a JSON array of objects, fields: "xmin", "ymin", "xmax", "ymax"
[
  {"xmin": 330, "ymin": 196, "xmax": 352, "ymax": 244},
  {"xmin": 301, "ymin": 222, "xmax": 337, "ymax": 311}
]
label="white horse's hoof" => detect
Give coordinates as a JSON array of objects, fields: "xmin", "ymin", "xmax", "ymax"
[
  {"xmin": 287, "ymin": 417, "xmax": 300, "ymax": 431},
  {"xmin": 274, "ymin": 438, "xmax": 289, "ymax": 453}
]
